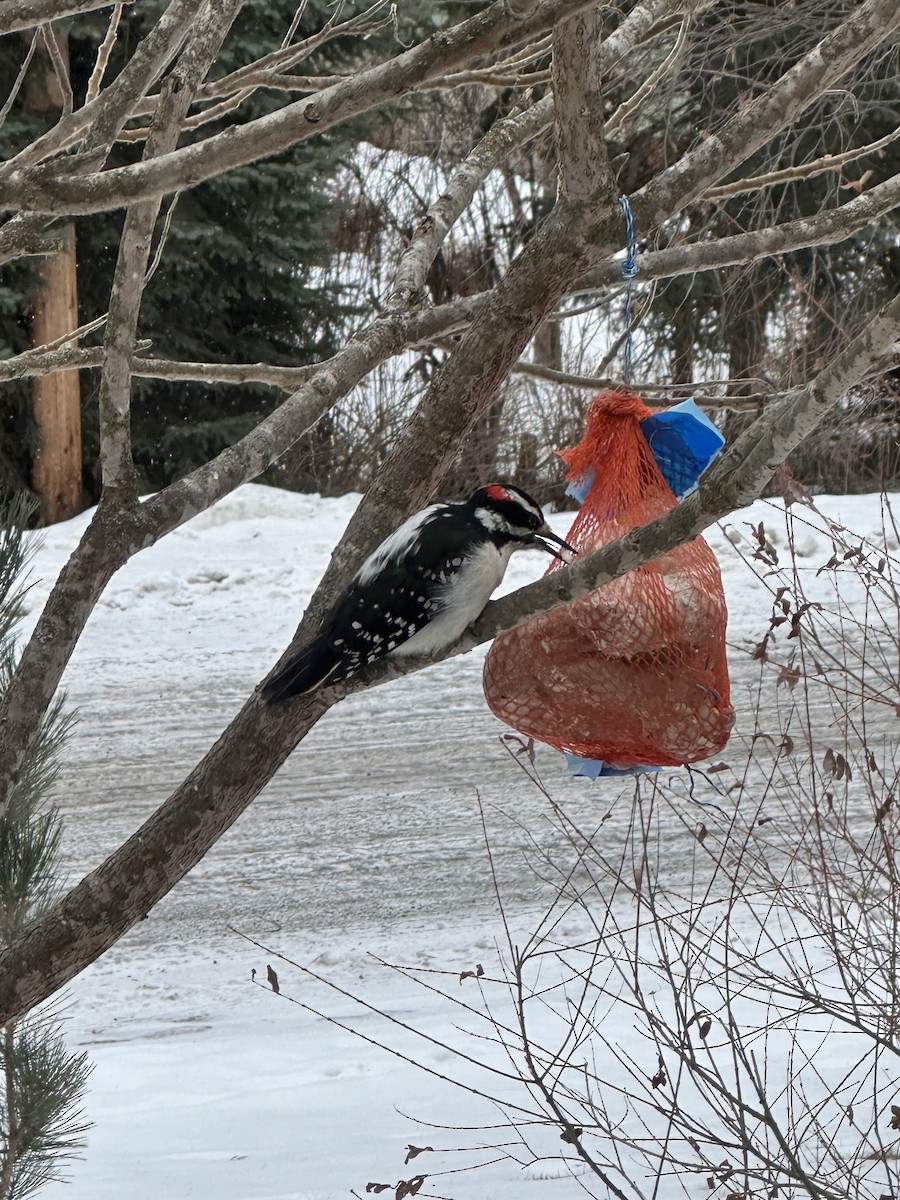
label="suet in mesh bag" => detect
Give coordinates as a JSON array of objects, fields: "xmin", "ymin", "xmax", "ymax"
[{"xmin": 483, "ymin": 388, "xmax": 734, "ymax": 769}]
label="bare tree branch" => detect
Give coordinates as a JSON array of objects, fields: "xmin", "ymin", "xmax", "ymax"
[
  {"xmin": 4, "ymin": 0, "xmax": 195, "ymax": 172},
  {"xmin": 0, "ymin": 283, "xmax": 895, "ymax": 1030},
  {"xmin": 0, "ymin": 0, "xmax": 618, "ymax": 216},
  {"xmin": 552, "ymin": 7, "xmax": 612, "ymax": 205},
  {"xmin": 387, "ymin": 95, "xmax": 552, "ymax": 309},
  {"xmin": 632, "ymin": 0, "xmax": 900, "ymax": 230},
  {"xmin": 576, "ymin": 169, "xmax": 900, "ymax": 290},
  {"xmin": 98, "ymin": 0, "xmax": 246, "ymax": 493},
  {"xmin": 0, "ymin": 27, "xmax": 40, "ymax": 130},
  {"xmin": 41, "ymin": 21, "xmax": 73, "ymax": 110},
  {"xmin": 84, "ymin": 2, "xmax": 123, "ymax": 105},
  {"xmin": 0, "ymin": 0, "xmax": 142, "ymax": 38},
  {"xmin": 0, "ymin": 0, "xmax": 199, "ymax": 266},
  {"xmin": 501, "ymin": 358, "xmax": 774, "ymax": 409},
  {"xmin": 704, "ymin": 125, "xmax": 900, "ymax": 202},
  {"xmin": 605, "ymin": 13, "xmax": 688, "ymax": 138},
  {"xmin": 114, "ymin": 1, "xmax": 395, "ymax": 141}
]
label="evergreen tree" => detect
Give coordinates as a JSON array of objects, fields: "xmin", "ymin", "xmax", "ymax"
[
  {"xmin": 0, "ymin": 496, "xmax": 89, "ymax": 1198},
  {"xmin": 0, "ymin": 2, "xmax": 360, "ymax": 497}
]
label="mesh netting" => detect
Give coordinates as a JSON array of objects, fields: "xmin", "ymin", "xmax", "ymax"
[{"xmin": 483, "ymin": 388, "xmax": 734, "ymax": 768}]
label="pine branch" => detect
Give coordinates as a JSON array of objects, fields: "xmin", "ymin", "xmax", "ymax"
[{"xmin": 0, "ymin": 500, "xmax": 87, "ymax": 1198}]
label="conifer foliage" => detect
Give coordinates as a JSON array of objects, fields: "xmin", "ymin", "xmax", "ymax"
[{"xmin": 0, "ymin": 499, "xmax": 89, "ymax": 1199}]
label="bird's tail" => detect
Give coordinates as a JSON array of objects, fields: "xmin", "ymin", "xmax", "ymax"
[{"xmin": 262, "ymin": 638, "xmax": 342, "ymax": 703}]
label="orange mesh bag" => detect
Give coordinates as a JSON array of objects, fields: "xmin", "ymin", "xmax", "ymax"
[{"xmin": 483, "ymin": 388, "xmax": 734, "ymax": 768}]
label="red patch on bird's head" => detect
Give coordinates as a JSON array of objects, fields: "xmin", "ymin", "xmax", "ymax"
[{"xmin": 485, "ymin": 484, "xmax": 509, "ymax": 502}]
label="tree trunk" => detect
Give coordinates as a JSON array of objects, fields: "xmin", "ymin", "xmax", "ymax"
[
  {"xmin": 31, "ymin": 224, "xmax": 82, "ymax": 523},
  {"xmin": 25, "ymin": 35, "xmax": 82, "ymax": 525}
]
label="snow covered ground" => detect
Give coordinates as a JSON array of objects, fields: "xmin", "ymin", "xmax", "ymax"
[{"xmin": 20, "ymin": 485, "xmax": 898, "ymax": 1200}]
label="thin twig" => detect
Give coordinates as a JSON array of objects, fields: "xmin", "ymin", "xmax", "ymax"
[
  {"xmin": 85, "ymin": 3, "xmax": 123, "ymax": 105},
  {"xmin": 606, "ymin": 14, "xmax": 689, "ymax": 137},
  {"xmin": 39, "ymin": 21, "xmax": 73, "ymax": 118},
  {"xmin": 0, "ymin": 28, "xmax": 39, "ymax": 131},
  {"xmin": 705, "ymin": 125, "xmax": 900, "ymax": 201}
]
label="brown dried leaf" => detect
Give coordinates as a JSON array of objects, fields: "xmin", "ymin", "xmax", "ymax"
[
  {"xmin": 699, "ymin": 1019, "xmax": 712, "ymax": 1039},
  {"xmin": 780, "ymin": 735, "xmax": 794, "ymax": 756},
  {"xmin": 889, "ymin": 1104, "xmax": 900, "ymax": 1130},
  {"xmin": 751, "ymin": 637, "xmax": 769, "ymax": 662},
  {"xmin": 267, "ymin": 965, "xmax": 280, "ymax": 994},
  {"xmin": 396, "ymin": 1175, "xmax": 426, "ymax": 1200},
  {"xmin": 817, "ymin": 554, "xmax": 839, "ymax": 575},
  {"xmin": 459, "ymin": 963, "xmax": 484, "ymax": 984},
  {"xmin": 560, "ymin": 1126, "xmax": 584, "ymax": 1144},
  {"xmin": 404, "ymin": 1146, "xmax": 433, "ymax": 1165},
  {"xmin": 366, "ymin": 1184, "xmax": 392, "ymax": 1194},
  {"xmin": 777, "ymin": 665, "xmax": 801, "ymax": 691},
  {"xmin": 875, "ymin": 796, "xmax": 893, "ymax": 826},
  {"xmin": 501, "ymin": 734, "xmax": 535, "ymax": 765}
]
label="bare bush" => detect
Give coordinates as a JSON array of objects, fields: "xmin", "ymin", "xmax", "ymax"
[{"xmin": 250, "ymin": 497, "xmax": 900, "ymax": 1198}]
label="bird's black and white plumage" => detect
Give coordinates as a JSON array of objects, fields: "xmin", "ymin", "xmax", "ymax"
[{"xmin": 264, "ymin": 483, "xmax": 574, "ymax": 701}]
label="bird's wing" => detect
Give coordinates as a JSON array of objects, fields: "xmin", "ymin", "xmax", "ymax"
[
  {"xmin": 264, "ymin": 511, "xmax": 486, "ymax": 701},
  {"xmin": 327, "ymin": 513, "xmax": 486, "ymax": 666}
]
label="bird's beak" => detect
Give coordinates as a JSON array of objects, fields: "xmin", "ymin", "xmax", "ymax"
[{"xmin": 531, "ymin": 524, "xmax": 577, "ymax": 563}]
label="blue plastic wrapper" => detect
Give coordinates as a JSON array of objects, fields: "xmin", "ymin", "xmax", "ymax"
[
  {"xmin": 565, "ymin": 755, "xmax": 661, "ymax": 780},
  {"xmin": 562, "ymin": 397, "xmax": 725, "ymax": 781},
  {"xmin": 640, "ymin": 398, "xmax": 724, "ymax": 498}
]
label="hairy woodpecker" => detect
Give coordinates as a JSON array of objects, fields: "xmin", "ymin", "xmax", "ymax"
[{"xmin": 264, "ymin": 483, "xmax": 574, "ymax": 701}]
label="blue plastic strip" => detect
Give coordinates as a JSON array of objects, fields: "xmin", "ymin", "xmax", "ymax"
[
  {"xmin": 566, "ymin": 755, "xmax": 661, "ymax": 780},
  {"xmin": 619, "ymin": 195, "xmax": 638, "ymax": 384},
  {"xmin": 565, "ymin": 468, "xmax": 595, "ymax": 506}
]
